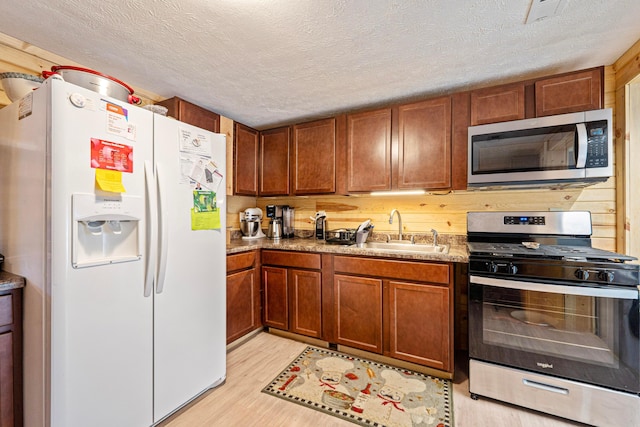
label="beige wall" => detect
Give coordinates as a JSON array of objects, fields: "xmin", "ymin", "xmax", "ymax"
[{"xmin": 0, "ymin": 32, "xmax": 621, "ymax": 251}]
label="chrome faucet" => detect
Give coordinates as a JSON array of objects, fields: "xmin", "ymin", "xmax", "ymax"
[
  {"xmin": 389, "ymin": 209, "xmax": 403, "ymax": 241},
  {"xmin": 431, "ymin": 228, "xmax": 438, "ymax": 247}
]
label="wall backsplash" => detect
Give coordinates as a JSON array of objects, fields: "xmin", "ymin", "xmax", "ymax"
[{"xmin": 227, "ymin": 178, "xmax": 616, "ymax": 251}]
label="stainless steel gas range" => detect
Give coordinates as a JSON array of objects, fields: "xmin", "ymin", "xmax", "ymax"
[{"xmin": 467, "ymin": 211, "xmax": 639, "ymax": 427}]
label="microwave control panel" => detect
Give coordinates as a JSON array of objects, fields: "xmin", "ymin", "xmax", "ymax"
[{"xmin": 585, "ymin": 120, "xmax": 608, "ymax": 168}]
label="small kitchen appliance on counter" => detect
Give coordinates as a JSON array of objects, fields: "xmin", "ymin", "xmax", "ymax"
[
  {"xmin": 311, "ymin": 211, "xmax": 327, "ymax": 240},
  {"xmin": 325, "ymin": 220, "xmax": 373, "ymax": 245},
  {"xmin": 266, "ymin": 204, "xmax": 295, "ymax": 239},
  {"xmin": 239, "ymin": 208, "xmax": 266, "ymax": 239}
]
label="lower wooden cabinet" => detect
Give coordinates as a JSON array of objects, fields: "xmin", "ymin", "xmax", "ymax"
[
  {"xmin": 289, "ymin": 269, "xmax": 322, "ymax": 337},
  {"xmin": 228, "ymin": 249, "xmax": 455, "ymax": 374},
  {"xmin": 262, "ymin": 251, "xmax": 323, "ymax": 339},
  {"xmin": 334, "ymin": 274, "xmax": 383, "ymax": 353},
  {"xmin": 0, "ymin": 288, "xmax": 23, "ymax": 427},
  {"xmin": 226, "ymin": 251, "xmax": 261, "ymax": 344},
  {"xmin": 388, "ymin": 281, "xmax": 451, "ymax": 371},
  {"xmin": 262, "ymin": 266, "xmax": 289, "ymax": 330},
  {"xmin": 333, "ymin": 255, "xmax": 454, "ymax": 373}
]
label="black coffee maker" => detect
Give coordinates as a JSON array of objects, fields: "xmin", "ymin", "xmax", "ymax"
[{"xmin": 265, "ymin": 205, "xmax": 294, "ymax": 238}]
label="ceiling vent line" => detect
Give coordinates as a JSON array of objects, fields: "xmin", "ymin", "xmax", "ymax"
[{"xmin": 525, "ymin": 0, "xmax": 566, "ymax": 24}]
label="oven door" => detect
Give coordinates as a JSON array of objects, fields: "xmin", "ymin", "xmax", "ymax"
[{"xmin": 469, "ymin": 275, "xmax": 640, "ymax": 394}]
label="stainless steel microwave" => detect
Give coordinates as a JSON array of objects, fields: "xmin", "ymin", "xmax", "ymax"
[{"xmin": 468, "ymin": 108, "xmax": 612, "ymax": 188}]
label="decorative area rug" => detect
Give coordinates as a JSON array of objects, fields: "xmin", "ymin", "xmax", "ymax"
[{"xmin": 262, "ymin": 346, "xmax": 453, "ymax": 427}]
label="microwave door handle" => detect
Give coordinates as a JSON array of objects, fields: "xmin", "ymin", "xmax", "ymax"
[{"xmin": 575, "ymin": 123, "xmax": 588, "ymax": 168}]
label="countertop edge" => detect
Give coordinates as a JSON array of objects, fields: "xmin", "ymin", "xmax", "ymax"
[
  {"xmin": 0, "ymin": 271, "xmax": 26, "ymax": 291},
  {"xmin": 227, "ymin": 238, "xmax": 469, "ymax": 263}
]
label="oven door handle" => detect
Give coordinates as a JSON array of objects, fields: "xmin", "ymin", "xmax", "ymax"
[{"xmin": 470, "ymin": 275, "xmax": 639, "ymax": 300}]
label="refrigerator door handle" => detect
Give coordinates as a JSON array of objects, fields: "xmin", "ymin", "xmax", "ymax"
[
  {"xmin": 144, "ymin": 161, "xmax": 156, "ymax": 297},
  {"xmin": 155, "ymin": 162, "xmax": 169, "ymax": 294}
]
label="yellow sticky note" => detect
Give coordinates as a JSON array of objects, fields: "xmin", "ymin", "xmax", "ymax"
[{"xmin": 95, "ymin": 169, "xmax": 126, "ymax": 193}]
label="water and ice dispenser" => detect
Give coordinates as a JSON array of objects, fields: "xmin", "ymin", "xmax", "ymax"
[{"xmin": 72, "ymin": 193, "xmax": 143, "ymax": 268}]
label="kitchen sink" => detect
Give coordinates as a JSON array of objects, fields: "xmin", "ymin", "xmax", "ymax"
[{"xmin": 349, "ymin": 242, "xmax": 450, "ymax": 254}]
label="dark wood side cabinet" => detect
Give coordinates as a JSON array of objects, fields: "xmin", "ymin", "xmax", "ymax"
[
  {"xmin": 262, "ymin": 251, "xmax": 323, "ymax": 338},
  {"xmin": 292, "ymin": 118, "xmax": 336, "ymax": 195},
  {"xmin": 155, "ymin": 97, "xmax": 220, "ymax": 132},
  {"xmin": 535, "ymin": 67, "xmax": 603, "ymax": 117},
  {"xmin": 233, "ymin": 123, "xmax": 260, "ymax": 196},
  {"xmin": 259, "ymin": 127, "xmax": 290, "ymax": 196},
  {"xmin": 397, "ymin": 97, "xmax": 452, "ymax": 189},
  {"xmin": 0, "ymin": 287, "xmax": 23, "ymax": 427},
  {"xmin": 226, "ymin": 251, "xmax": 261, "ymax": 344},
  {"xmin": 346, "ymin": 108, "xmax": 392, "ymax": 192}
]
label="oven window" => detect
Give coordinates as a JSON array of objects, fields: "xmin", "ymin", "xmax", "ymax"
[
  {"xmin": 481, "ymin": 286, "xmax": 623, "ymax": 368},
  {"xmin": 471, "ymin": 124, "xmax": 577, "ymax": 175}
]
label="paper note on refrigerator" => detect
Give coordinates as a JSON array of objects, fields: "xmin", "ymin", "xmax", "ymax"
[
  {"xmin": 191, "ymin": 190, "xmax": 220, "ymax": 230},
  {"xmin": 95, "ymin": 169, "xmax": 126, "ymax": 193},
  {"xmin": 179, "ymin": 127, "xmax": 212, "ymax": 157}
]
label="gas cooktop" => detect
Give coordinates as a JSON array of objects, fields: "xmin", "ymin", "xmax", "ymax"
[{"xmin": 467, "ymin": 242, "xmax": 637, "ymax": 263}]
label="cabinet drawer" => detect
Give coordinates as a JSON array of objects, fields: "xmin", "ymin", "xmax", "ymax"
[
  {"xmin": 262, "ymin": 250, "xmax": 321, "ymax": 269},
  {"xmin": 0, "ymin": 295, "xmax": 12, "ymax": 327},
  {"xmin": 227, "ymin": 251, "xmax": 257, "ymax": 273},
  {"xmin": 333, "ymin": 256, "xmax": 450, "ymax": 285}
]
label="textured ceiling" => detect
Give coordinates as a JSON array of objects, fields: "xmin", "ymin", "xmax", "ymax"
[{"xmin": 1, "ymin": 0, "xmax": 639, "ymax": 129}]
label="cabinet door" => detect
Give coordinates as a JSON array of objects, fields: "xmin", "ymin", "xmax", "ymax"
[
  {"xmin": 292, "ymin": 118, "xmax": 336, "ymax": 194},
  {"xmin": 398, "ymin": 97, "xmax": 451, "ymax": 189},
  {"xmin": 388, "ymin": 281, "xmax": 451, "ymax": 371},
  {"xmin": 334, "ymin": 274, "xmax": 383, "ymax": 353},
  {"xmin": 346, "ymin": 108, "xmax": 392, "ymax": 192},
  {"xmin": 535, "ymin": 67, "xmax": 603, "ymax": 117},
  {"xmin": 0, "ymin": 332, "xmax": 14, "ymax": 427},
  {"xmin": 234, "ymin": 123, "xmax": 259, "ymax": 196},
  {"xmin": 260, "ymin": 127, "xmax": 290, "ymax": 196},
  {"xmin": 289, "ymin": 269, "xmax": 322, "ymax": 338},
  {"xmin": 156, "ymin": 97, "xmax": 220, "ymax": 132},
  {"xmin": 226, "ymin": 268, "xmax": 260, "ymax": 344},
  {"xmin": 470, "ymin": 83, "xmax": 525, "ymax": 126},
  {"xmin": 263, "ymin": 266, "xmax": 289, "ymax": 330}
]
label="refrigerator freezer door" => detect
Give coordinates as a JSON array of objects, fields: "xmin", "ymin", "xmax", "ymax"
[
  {"xmin": 48, "ymin": 79, "xmax": 155, "ymax": 427},
  {"xmin": 152, "ymin": 116, "xmax": 227, "ymax": 422}
]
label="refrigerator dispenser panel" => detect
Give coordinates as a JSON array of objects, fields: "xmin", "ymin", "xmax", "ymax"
[{"xmin": 72, "ymin": 193, "xmax": 143, "ymax": 268}]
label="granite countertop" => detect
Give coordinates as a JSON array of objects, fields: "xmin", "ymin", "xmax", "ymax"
[
  {"xmin": 227, "ymin": 235, "xmax": 469, "ymax": 263},
  {"xmin": 0, "ymin": 271, "xmax": 26, "ymax": 291}
]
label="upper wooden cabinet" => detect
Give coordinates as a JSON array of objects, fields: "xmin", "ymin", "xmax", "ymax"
[
  {"xmin": 233, "ymin": 123, "xmax": 259, "ymax": 196},
  {"xmin": 155, "ymin": 97, "xmax": 220, "ymax": 132},
  {"xmin": 535, "ymin": 67, "xmax": 603, "ymax": 117},
  {"xmin": 346, "ymin": 108, "xmax": 392, "ymax": 192},
  {"xmin": 292, "ymin": 118, "xmax": 336, "ymax": 195},
  {"xmin": 470, "ymin": 82, "xmax": 525, "ymax": 126},
  {"xmin": 260, "ymin": 127, "xmax": 290, "ymax": 196},
  {"xmin": 397, "ymin": 97, "xmax": 452, "ymax": 189}
]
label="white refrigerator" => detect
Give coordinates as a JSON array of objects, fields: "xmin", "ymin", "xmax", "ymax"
[{"xmin": 0, "ymin": 78, "xmax": 227, "ymax": 427}]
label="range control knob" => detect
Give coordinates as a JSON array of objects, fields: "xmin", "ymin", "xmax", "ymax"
[
  {"xmin": 507, "ymin": 263, "xmax": 518, "ymax": 275},
  {"xmin": 598, "ymin": 270, "xmax": 615, "ymax": 283},
  {"xmin": 575, "ymin": 269, "xmax": 590, "ymax": 281},
  {"xmin": 486, "ymin": 262, "xmax": 498, "ymax": 273}
]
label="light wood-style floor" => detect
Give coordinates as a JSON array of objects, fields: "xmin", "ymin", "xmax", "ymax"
[{"xmin": 162, "ymin": 332, "xmax": 584, "ymax": 427}]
